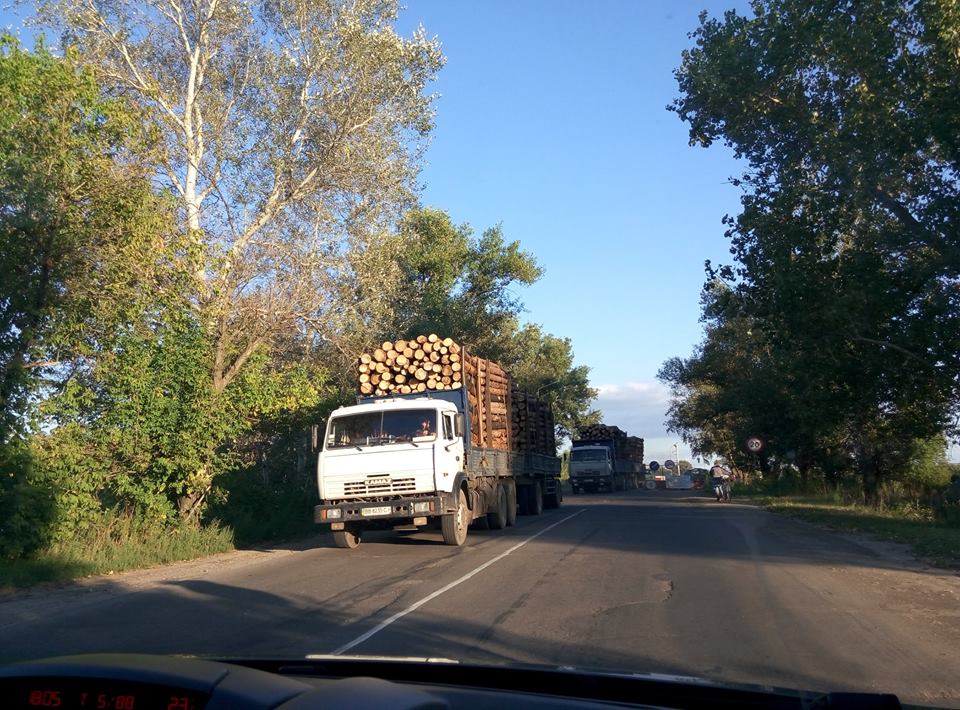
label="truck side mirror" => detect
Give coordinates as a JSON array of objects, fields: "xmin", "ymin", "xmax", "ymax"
[{"xmin": 455, "ymin": 413, "xmax": 464, "ymax": 437}]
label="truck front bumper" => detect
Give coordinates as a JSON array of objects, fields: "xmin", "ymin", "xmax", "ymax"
[
  {"xmin": 571, "ymin": 477, "xmax": 612, "ymax": 487},
  {"xmin": 315, "ymin": 494, "xmax": 450, "ymax": 526}
]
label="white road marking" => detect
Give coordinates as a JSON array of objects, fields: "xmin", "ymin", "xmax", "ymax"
[{"xmin": 330, "ymin": 508, "xmax": 586, "ymax": 655}]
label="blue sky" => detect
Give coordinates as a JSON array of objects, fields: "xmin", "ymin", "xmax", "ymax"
[{"xmin": 394, "ymin": 1, "xmax": 751, "ymax": 463}]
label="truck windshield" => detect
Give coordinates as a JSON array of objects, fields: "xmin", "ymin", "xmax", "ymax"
[
  {"xmin": 326, "ymin": 409, "xmax": 438, "ymax": 448},
  {"xmin": 571, "ymin": 449, "xmax": 607, "ymax": 462}
]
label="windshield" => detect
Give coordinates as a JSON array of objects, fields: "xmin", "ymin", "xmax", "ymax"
[
  {"xmin": 326, "ymin": 409, "xmax": 438, "ymax": 448},
  {"xmin": 570, "ymin": 449, "xmax": 607, "ymax": 462},
  {"xmin": 2, "ymin": 1, "xmax": 958, "ymax": 707}
]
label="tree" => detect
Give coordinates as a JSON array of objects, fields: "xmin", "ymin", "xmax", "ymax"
[
  {"xmin": 387, "ymin": 208, "xmax": 597, "ymax": 439},
  {"xmin": 391, "ymin": 208, "xmax": 543, "ymax": 357},
  {"xmin": 0, "ymin": 35, "xmax": 170, "ymax": 442},
  {"xmin": 502, "ymin": 324, "xmax": 600, "ymax": 439},
  {"xmin": 32, "ymin": 1, "xmax": 444, "ymax": 515},
  {"xmin": 0, "ymin": 36, "xmax": 201, "ymax": 554},
  {"xmin": 37, "ymin": 0, "xmax": 444, "ymax": 395},
  {"xmin": 667, "ymin": 0, "xmax": 960, "ymax": 498}
]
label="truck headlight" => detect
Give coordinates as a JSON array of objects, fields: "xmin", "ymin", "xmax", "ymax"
[
  {"xmin": 413, "ymin": 501, "xmax": 433, "ymax": 514},
  {"xmin": 325, "ymin": 508, "xmax": 342, "ymax": 520}
]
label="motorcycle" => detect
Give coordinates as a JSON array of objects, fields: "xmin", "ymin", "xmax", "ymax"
[{"xmin": 713, "ymin": 476, "xmax": 732, "ymax": 502}]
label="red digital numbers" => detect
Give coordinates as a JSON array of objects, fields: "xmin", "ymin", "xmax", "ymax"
[
  {"xmin": 114, "ymin": 696, "xmax": 136, "ymax": 710},
  {"xmin": 28, "ymin": 690, "xmax": 62, "ymax": 707},
  {"xmin": 167, "ymin": 697, "xmax": 191, "ymax": 710}
]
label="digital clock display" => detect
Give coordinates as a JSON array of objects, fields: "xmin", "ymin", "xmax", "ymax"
[{"xmin": 6, "ymin": 678, "xmax": 208, "ymax": 710}]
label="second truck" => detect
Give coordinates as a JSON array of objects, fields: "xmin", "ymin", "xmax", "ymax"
[
  {"xmin": 314, "ymin": 335, "xmax": 561, "ymax": 548},
  {"xmin": 569, "ymin": 424, "xmax": 644, "ymax": 493}
]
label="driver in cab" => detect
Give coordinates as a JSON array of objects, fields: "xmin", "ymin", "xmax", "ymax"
[{"xmin": 415, "ymin": 419, "xmax": 432, "ymax": 437}]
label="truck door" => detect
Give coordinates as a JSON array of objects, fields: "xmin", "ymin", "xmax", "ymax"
[{"xmin": 435, "ymin": 411, "xmax": 463, "ymax": 493}]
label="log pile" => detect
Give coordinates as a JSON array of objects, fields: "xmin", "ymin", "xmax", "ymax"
[
  {"xmin": 355, "ymin": 334, "xmax": 512, "ymax": 451},
  {"xmin": 511, "ymin": 387, "xmax": 557, "ymax": 456},
  {"xmin": 578, "ymin": 423, "xmax": 628, "ymax": 443},
  {"xmin": 624, "ymin": 436, "xmax": 645, "ymax": 465},
  {"xmin": 463, "ymin": 352, "xmax": 511, "ymax": 450},
  {"xmin": 357, "ymin": 334, "xmax": 464, "ymax": 396},
  {"xmin": 576, "ymin": 424, "xmax": 644, "ymax": 465}
]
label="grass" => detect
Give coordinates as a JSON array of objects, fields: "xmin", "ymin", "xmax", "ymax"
[
  {"xmin": 1, "ymin": 483, "xmax": 321, "ymax": 592},
  {"xmin": 743, "ymin": 489, "xmax": 960, "ymax": 568},
  {"xmin": 0, "ymin": 515, "xmax": 235, "ymax": 592}
]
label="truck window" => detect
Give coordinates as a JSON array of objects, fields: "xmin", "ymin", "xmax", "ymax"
[
  {"xmin": 571, "ymin": 449, "xmax": 607, "ymax": 462},
  {"xmin": 442, "ymin": 413, "xmax": 454, "ymax": 440},
  {"xmin": 327, "ymin": 409, "xmax": 438, "ymax": 448}
]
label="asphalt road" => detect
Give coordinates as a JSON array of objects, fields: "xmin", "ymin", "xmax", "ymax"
[{"xmin": 3, "ymin": 490, "xmax": 959, "ymax": 706}]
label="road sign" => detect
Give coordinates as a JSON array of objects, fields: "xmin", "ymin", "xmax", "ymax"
[
  {"xmin": 664, "ymin": 459, "xmax": 675, "ymax": 470},
  {"xmin": 649, "ymin": 461, "xmax": 660, "ymax": 472},
  {"xmin": 746, "ymin": 436, "xmax": 764, "ymax": 453}
]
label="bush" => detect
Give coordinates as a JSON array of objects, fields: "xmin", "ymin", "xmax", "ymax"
[{"xmin": 0, "ymin": 443, "xmax": 56, "ymax": 559}]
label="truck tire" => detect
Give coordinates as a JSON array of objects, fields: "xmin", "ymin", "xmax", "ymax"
[
  {"xmin": 332, "ymin": 525, "xmax": 362, "ymax": 549},
  {"xmin": 441, "ymin": 488, "xmax": 469, "ymax": 546},
  {"xmin": 487, "ymin": 484, "xmax": 508, "ymax": 530},
  {"xmin": 526, "ymin": 481, "xmax": 544, "ymax": 516},
  {"xmin": 506, "ymin": 482, "xmax": 517, "ymax": 526},
  {"xmin": 544, "ymin": 484, "xmax": 562, "ymax": 509}
]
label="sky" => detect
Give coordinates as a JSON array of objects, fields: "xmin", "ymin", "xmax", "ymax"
[{"xmin": 393, "ymin": 1, "xmax": 752, "ymax": 464}]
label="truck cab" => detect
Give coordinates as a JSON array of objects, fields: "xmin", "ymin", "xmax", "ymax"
[
  {"xmin": 315, "ymin": 397, "xmax": 466, "ymax": 548},
  {"xmin": 569, "ymin": 444, "xmax": 615, "ymax": 493}
]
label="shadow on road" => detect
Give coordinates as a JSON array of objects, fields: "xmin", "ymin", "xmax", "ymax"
[{"xmin": 308, "ymin": 489, "xmax": 942, "ymax": 578}]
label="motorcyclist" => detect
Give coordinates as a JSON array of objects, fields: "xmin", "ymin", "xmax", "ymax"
[{"xmin": 709, "ymin": 461, "xmax": 732, "ymax": 502}]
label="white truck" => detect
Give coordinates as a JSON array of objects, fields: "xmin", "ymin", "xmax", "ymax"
[{"xmin": 314, "ymin": 371, "xmax": 561, "ymax": 549}]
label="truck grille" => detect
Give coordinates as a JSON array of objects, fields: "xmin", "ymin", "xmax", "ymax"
[{"xmin": 343, "ymin": 477, "xmax": 417, "ymax": 496}]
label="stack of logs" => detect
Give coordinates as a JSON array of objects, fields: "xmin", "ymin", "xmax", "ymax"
[
  {"xmin": 578, "ymin": 423, "xmax": 628, "ymax": 442},
  {"xmin": 356, "ymin": 335, "xmax": 512, "ymax": 451},
  {"xmin": 577, "ymin": 424, "xmax": 644, "ymax": 465},
  {"xmin": 511, "ymin": 386, "xmax": 557, "ymax": 456},
  {"xmin": 463, "ymin": 352, "xmax": 511, "ymax": 450},
  {"xmin": 357, "ymin": 335, "xmax": 463, "ymax": 396},
  {"xmin": 623, "ymin": 436, "xmax": 645, "ymax": 465}
]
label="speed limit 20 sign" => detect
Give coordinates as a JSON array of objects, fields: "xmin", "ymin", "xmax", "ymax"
[{"xmin": 746, "ymin": 436, "xmax": 764, "ymax": 453}]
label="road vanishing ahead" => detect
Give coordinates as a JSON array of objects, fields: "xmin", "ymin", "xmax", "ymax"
[{"xmin": 2, "ymin": 490, "xmax": 959, "ymax": 707}]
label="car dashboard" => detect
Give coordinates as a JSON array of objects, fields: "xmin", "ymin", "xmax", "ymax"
[{"xmin": 0, "ymin": 653, "xmax": 906, "ymax": 710}]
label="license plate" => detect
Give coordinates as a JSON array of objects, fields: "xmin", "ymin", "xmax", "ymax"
[{"xmin": 361, "ymin": 506, "xmax": 392, "ymax": 517}]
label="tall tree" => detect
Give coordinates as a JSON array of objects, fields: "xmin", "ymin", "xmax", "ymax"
[
  {"xmin": 391, "ymin": 208, "xmax": 543, "ymax": 358},
  {"xmin": 387, "ymin": 208, "xmax": 597, "ymax": 439},
  {"xmin": 667, "ymin": 0, "xmax": 960, "ymax": 496},
  {"xmin": 504, "ymin": 324, "xmax": 600, "ymax": 439},
  {"xmin": 37, "ymin": 0, "xmax": 444, "ymax": 395},
  {"xmin": 0, "ymin": 35, "xmax": 170, "ymax": 442}
]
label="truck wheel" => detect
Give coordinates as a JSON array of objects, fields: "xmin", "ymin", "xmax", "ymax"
[
  {"xmin": 487, "ymin": 484, "xmax": 508, "ymax": 530},
  {"xmin": 442, "ymin": 489, "xmax": 469, "ymax": 546},
  {"xmin": 506, "ymin": 482, "xmax": 518, "ymax": 526},
  {"xmin": 545, "ymin": 484, "xmax": 561, "ymax": 509},
  {"xmin": 332, "ymin": 525, "xmax": 362, "ymax": 549},
  {"xmin": 527, "ymin": 481, "xmax": 544, "ymax": 515}
]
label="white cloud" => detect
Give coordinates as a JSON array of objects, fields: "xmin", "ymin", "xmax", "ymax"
[{"xmin": 591, "ymin": 380, "xmax": 707, "ymax": 465}]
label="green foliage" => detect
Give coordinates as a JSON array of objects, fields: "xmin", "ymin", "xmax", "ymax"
[
  {"xmin": 663, "ymin": 0, "xmax": 960, "ymax": 497},
  {"xmin": 388, "ymin": 208, "xmax": 597, "ymax": 439},
  {"xmin": 501, "ymin": 324, "xmax": 600, "ymax": 439},
  {"xmin": 0, "ymin": 441, "xmax": 55, "ymax": 559},
  {"xmin": 900, "ymin": 435, "xmax": 952, "ymax": 490},
  {"xmin": 392, "ymin": 208, "xmax": 543, "ymax": 355},
  {"xmin": 0, "ymin": 33, "xmax": 161, "ymax": 441}
]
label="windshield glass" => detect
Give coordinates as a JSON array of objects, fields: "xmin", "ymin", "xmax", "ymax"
[
  {"xmin": 3, "ymin": 1, "xmax": 959, "ymax": 707},
  {"xmin": 571, "ymin": 449, "xmax": 607, "ymax": 462},
  {"xmin": 327, "ymin": 409, "xmax": 437, "ymax": 448}
]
